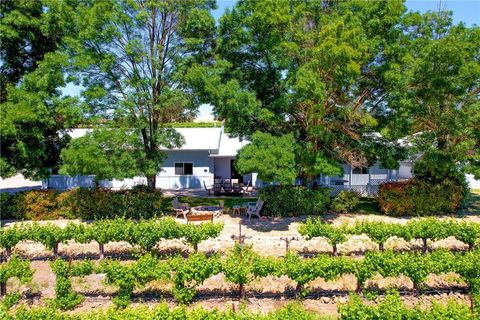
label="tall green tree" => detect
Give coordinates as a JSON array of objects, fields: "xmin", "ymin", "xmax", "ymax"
[
  {"xmin": 59, "ymin": 0, "xmax": 217, "ymax": 188},
  {"xmin": 187, "ymin": 0, "xmax": 407, "ymax": 184},
  {"xmin": 380, "ymin": 10, "xmax": 480, "ymax": 184},
  {"xmin": 0, "ymin": 0, "xmax": 82, "ymax": 179}
]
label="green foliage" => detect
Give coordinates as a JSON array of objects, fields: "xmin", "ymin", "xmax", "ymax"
[
  {"xmin": 259, "ymin": 186, "xmax": 330, "ymax": 217},
  {"xmin": 1, "ymin": 302, "xmax": 322, "ymax": 319},
  {"xmin": 280, "ymin": 252, "xmax": 355, "ymax": 297},
  {"xmin": 30, "ymin": 223, "xmax": 69, "ymax": 255},
  {"xmin": 59, "ymin": 129, "xmax": 147, "ymax": 183},
  {"xmin": 126, "ymin": 218, "xmax": 182, "ymax": 252},
  {"xmin": 222, "ymin": 244, "xmax": 257, "ymax": 299},
  {"xmin": 351, "ymin": 221, "xmax": 406, "ymax": 251},
  {"xmin": 0, "ymin": 255, "xmax": 33, "ymax": 298},
  {"xmin": 13, "ymin": 190, "xmax": 61, "ymax": 220},
  {"xmin": 170, "ymin": 253, "xmax": 222, "ymax": 304},
  {"xmin": 340, "ymin": 291, "xmax": 475, "ymax": 320},
  {"xmin": 300, "ymin": 218, "xmax": 480, "ymax": 253},
  {"xmin": 0, "ymin": 0, "xmax": 82, "ymax": 179},
  {"xmin": 1, "ymin": 292, "xmax": 21, "ymax": 310},
  {"xmin": 59, "ymin": 0, "xmax": 217, "ymax": 188},
  {"xmin": 50, "ymin": 259, "xmax": 94, "ymax": 310},
  {"xmin": 0, "ymin": 193, "xmax": 16, "ymax": 219},
  {"xmin": 189, "ymin": 0, "xmax": 408, "ymax": 183},
  {"xmin": 0, "ymin": 224, "xmax": 26, "ymax": 257},
  {"xmin": 382, "ymin": 10, "xmax": 480, "ymax": 182},
  {"xmin": 235, "ymin": 132, "xmax": 297, "ymax": 185},
  {"xmin": 377, "ymin": 180, "xmax": 464, "ymax": 216},
  {"xmin": 180, "ymin": 222, "xmax": 224, "ymax": 251},
  {"xmin": 100, "ymin": 254, "xmax": 169, "ymax": 308},
  {"xmin": 331, "ymin": 191, "xmax": 360, "ymax": 214},
  {"xmin": 299, "ymin": 218, "xmax": 347, "ymax": 255},
  {"xmin": 4, "ymin": 188, "xmax": 163, "ymax": 220}
]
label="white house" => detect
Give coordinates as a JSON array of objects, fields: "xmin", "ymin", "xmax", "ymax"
[{"xmin": 45, "ymin": 126, "xmax": 259, "ymax": 190}]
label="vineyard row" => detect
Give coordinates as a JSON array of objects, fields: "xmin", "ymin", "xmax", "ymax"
[{"xmin": 2, "ymin": 246, "xmax": 479, "ymax": 310}]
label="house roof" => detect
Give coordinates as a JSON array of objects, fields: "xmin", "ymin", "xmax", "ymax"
[
  {"xmin": 64, "ymin": 127, "xmax": 248, "ymax": 154},
  {"xmin": 163, "ymin": 127, "xmax": 222, "ymax": 150},
  {"xmin": 210, "ymin": 132, "xmax": 249, "ymax": 157}
]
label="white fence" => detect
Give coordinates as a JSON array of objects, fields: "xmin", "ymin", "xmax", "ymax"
[{"xmin": 45, "ymin": 175, "xmax": 147, "ymax": 190}]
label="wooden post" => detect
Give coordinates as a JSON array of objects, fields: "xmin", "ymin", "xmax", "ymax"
[{"xmin": 280, "ymin": 237, "xmax": 299, "ymax": 255}]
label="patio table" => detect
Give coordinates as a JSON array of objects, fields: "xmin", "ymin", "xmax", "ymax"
[{"xmin": 191, "ymin": 205, "xmax": 223, "ymax": 218}]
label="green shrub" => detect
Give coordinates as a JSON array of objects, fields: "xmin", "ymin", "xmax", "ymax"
[
  {"xmin": 6, "ymin": 187, "xmax": 163, "ymax": 220},
  {"xmin": 14, "ymin": 190, "xmax": 59, "ymax": 220},
  {"xmin": 0, "ymin": 193, "xmax": 16, "ymax": 219},
  {"xmin": 258, "ymin": 185, "xmax": 330, "ymax": 216},
  {"xmin": 377, "ymin": 179, "xmax": 464, "ymax": 216},
  {"xmin": 331, "ymin": 190, "xmax": 360, "ymax": 213}
]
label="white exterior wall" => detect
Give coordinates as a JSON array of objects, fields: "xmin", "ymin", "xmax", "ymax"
[
  {"xmin": 157, "ymin": 150, "xmax": 214, "ymax": 189},
  {"xmin": 467, "ymin": 174, "xmax": 480, "ymax": 189},
  {"xmin": 398, "ymin": 161, "xmax": 414, "ymax": 179}
]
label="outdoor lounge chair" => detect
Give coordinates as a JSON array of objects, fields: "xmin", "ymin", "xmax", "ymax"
[
  {"xmin": 172, "ymin": 197, "xmax": 190, "ymax": 219},
  {"xmin": 232, "ymin": 179, "xmax": 242, "ymax": 193},
  {"xmin": 203, "ymin": 181, "xmax": 213, "ymax": 195},
  {"xmin": 241, "ymin": 180, "xmax": 252, "ymax": 196},
  {"xmin": 246, "ymin": 199, "xmax": 264, "ymax": 220},
  {"xmin": 213, "ymin": 179, "xmax": 222, "ymax": 195},
  {"xmin": 223, "ymin": 179, "xmax": 232, "ymax": 193}
]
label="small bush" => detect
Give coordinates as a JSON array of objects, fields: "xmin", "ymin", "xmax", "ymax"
[
  {"xmin": 258, "ymin": 185, "xmax": 330, "ymax": 216},
  {"xmin": 331, "ymin": 190, "xmax": 360, "ymax": 213},
  {"xmin": 0, "ymin": 193, "xmax": 16, "ymax": 219},
  {"xmin": 377, "ymin": 179, "xmax": 464, "ymax": 216},
  {"xmin": 14, "ymin": 190, "xmax": 59, "ymax": 220}
]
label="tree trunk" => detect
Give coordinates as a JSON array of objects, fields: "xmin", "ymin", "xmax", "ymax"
[
  {"xmin": 356, "ymin": 278, "xmax": 362, "ymax": 294},
  {"xmin": 295, "ymin": 283, "xmax": 303, "ymax": 298},
  {"xmin": 193, "ymin": 243, "xmax": 198, "ymax": 252},
  {"xmin": 332, "ymin": 244, "xmax": 338, "ymax": 256},
  {"xmin": 5, "ymin": 247, "xmax": 12, "ymax": 260},
  {"xmin": 379, "ymin": 243, "xmax": 384, "ymax": 252},
  {"xmin": 422, "ymin": 238, "xmax": 428, "ymax": 254},
  {"xmin": 147, "ymin": 176, "xmax": 156, "ymax": 189},
  {"xmin": 239, "ymin": 283, "xmax": 245, "ymax": 300},
  {"xmin": 53, "ymin": 243, "xmax": 59, "ymax": 258},
  {"xmin": 99, "ymin": 243, "xmax": 105, "ymax": 260},
  {"xmin": 0, "ymin": 282, "xmax": 6, "ymax": 297}
]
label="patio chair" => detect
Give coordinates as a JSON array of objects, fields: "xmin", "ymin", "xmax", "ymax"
[
  {"xmin": 223, "ymin": 179, "xmax": 232, "ymax": 193},
  {"xmin": 241, "ymin": 180, "xmax": 252, "ymax": 196},
  {"xmin": 246, "ymin": 199, "xmax": 264, "ymax": 220},
  {"xmin": 203, "ymin": 181, "xmax": 213, "ymax": 195},
  {"xmin": 232, "ymin": 179, "xmax": 242, "ymax": 193},
  {"xmin": 172, "ymin": 197, "xmax": 190, "ymax": 219},
  {"xmin": 213, "ymin": 179, "xmax": 222, "ymax": 195}
]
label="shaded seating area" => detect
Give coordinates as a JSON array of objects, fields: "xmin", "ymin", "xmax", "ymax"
[{"xmin": 212, "ymin": 178, "xmax": 253, "ymax": 196}]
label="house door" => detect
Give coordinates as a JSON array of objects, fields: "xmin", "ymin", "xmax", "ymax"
[{"xmin": 231, "ymin": 159, "xmax": 243, "ymax": 183}]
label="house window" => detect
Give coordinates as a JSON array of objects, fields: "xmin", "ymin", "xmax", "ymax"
[
  {"xmin": 174, "ymin": 162, "xmax": 193, "ymax": 175},
  {"xmin": 352, "ymin": 167, "xmax": 368, "ymax": 174}
]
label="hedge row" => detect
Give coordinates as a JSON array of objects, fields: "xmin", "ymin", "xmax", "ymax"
[
  {"xmin": 0, "ymin": 186, "xmax": 163, "ymax": 220},
  {"xmin": 377, "ymin": 179, "xmax": 464, "ymax": 216},
  {"xmin": 258, "ymin": 185, "xmax": 331, "ymax": 216},
  {"xmin": 0, "ymin": 218, "xmax": 223, "ymax": 259}
]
